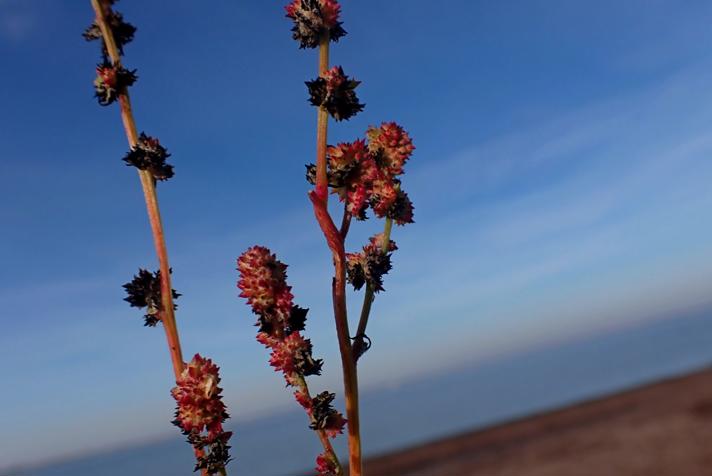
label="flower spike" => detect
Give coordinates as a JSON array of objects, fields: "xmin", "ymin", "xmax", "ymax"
[
  {"xmin": 237, "ymin": 246, "xmax": 346, "ymax": 466},
  {"xmin": 172, "ymin": 354, "xmax": 233, "ymax": 475}
]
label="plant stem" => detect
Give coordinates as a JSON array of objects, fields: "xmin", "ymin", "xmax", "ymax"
[
  {"xmin": 309, "ymin": 31, "xmax": 363, "ymax": 476},
  {"xmin": 339, "ymin": 203, "xmax": 352, "ymax": 239},
  {"xmin": 89, "ymin": 2, "xmax": 212, "ymax": 474},
  {"xmin": 90, "ymin": 0, "xmax": 184, "ymax": 380},
  {"xmin": 295, "ymin": 376, "xmax": 344, "ymax": 475},
  {"xmin": 352, "ymin": 217, "xmax": 393, "ymax": 362},
  {"xmin": 314, "ymin": 33, "xmax": 330, "ymax": 199}
]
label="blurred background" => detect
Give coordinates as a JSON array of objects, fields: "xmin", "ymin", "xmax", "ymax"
[{"xmin": 2, "ymin": 0, "xmax": 712, "ymax": 475}]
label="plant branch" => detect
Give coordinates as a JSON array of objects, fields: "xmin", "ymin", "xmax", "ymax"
[
  {"xmin": 89, "ymin": 2, "xmax": 212, "ymax": 474},
  {"xmin": 296, "ymin": 376, "xmax": 344, "ymax": 475},
  {"xmin": 352, "ymin": 217, "xmax": 393, "ymax": 362},
  {"xmin": 309, "ymin": 31, "xmax": 363, "ymax": 476},
  {"xmin": 90, "ymin": 0, "xmax": 184, "ymax": 380},
  {"xmin": 339, "ymin": 203, "xmax": 352, "ymax": 239},
  {"xmin": 314, "ymin": 33, "xmax": 331, "ymax": 199}
]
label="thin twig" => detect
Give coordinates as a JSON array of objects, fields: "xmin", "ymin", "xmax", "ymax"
[
  {"xmin": 352, "ymin": 217, "xmax": 393, "ymax": 362},
  {"xmin": 296, "ymin": 376, "xmax": 344, "ymax": 475},
  {"xmin": 339, "ymin": 203, "xmax": 352, "ymax": 239}
]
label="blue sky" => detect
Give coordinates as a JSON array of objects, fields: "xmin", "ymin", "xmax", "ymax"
[{"xmin": 2, "ymin": 0, "xmax": 712, "ymax": 469}]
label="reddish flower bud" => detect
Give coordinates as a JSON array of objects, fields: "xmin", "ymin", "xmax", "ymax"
[
  {"xmin": 370, "ymin": 178, "xmax": 399, "ymax": 219},
  {"xmin": 94, "ymin": 62, "xmax": 136, "ymax": 106},
  {"xmin": 367, "ymin": 122, "xmax": 415, "ymax": 176},
  {"xmin": 316, "ymin": 453, "xmax": 340, "ymax": 476},
  {"xmin": 286, "ymin": 0, "xmax": 346, "ymax": 49},
  {"xmin": 327, "ymin": 139, "xmax": 368, "ymax": 184},
  {"xmin": 346, "ymin": 184, "xmax": 369, "ymax": 220},
  {"xmin": 268, "ymin": 332, "xmax": 323, "ymax": 383}
]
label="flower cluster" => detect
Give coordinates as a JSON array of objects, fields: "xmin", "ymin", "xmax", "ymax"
[
  {"xmin": 346, "ymin": 233, "xmax": 398, "ymax": 292},
  {"xmin": 307, "ymin": 122, "xmax": 415, "ymax": 224},
  {"xmin": 286, "ymin": 0, "xmax": 346, "ymax": 49},
  {"xmin": 172, "ymin": 354, "xmax": 233, "ymax": 475},
  {"xmin": 295, "ymin": 389, "xmax": 347, "ymax": 439},
  {"xmin": 123, "ymin": 268, "xmax": 180, "ymax": 327},
  {"xmin": 315, "ymin": 453, "xmax": 340, "ymax": 476},
  {"xmin": 237, "ymin": 246, "xmax": 295, "ymax": 334},
  {"xmin": 306, "ymin": 66, "xmax": 364, "ymax": 121},
  {"xmin": 94, "ymin": 62, "xmax": 137, "ymax": 106},
  {"xmin": 237, "ymin": 247, "xmax": 325, "ymax": 385},
  {"xmin": 237, "ymin": 247, "xmax": 345, "ymax": 435},
  {"xmin": 122, "ymin": 133, "xmax": 175, "ymax": 181},
  {"xmin": 83, "ymin": 0, "xmax": 136, "ymax": 58}
]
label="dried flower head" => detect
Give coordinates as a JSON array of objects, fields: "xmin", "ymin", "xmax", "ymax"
[
  {"xmin": 388, "ymin": 189, "xmax": 415, "ymax": 225},
  {"xmin": 122, "ymin": 133, "xmax": 174, "ymax": 181},
  {"xmin": 122, "ymin": 268, "xmax": 180, "ymax": 327},
  {"xmin": 187, "ymin": 431, "xmax": 233, "ymax": 475},
  {"xmin": 316, "ymin": 453, "xmax": 340, "ymax": 476},
  {"xmin": 94, "ymin": 62, "xmax": 137, "ymax": 106},
  {"xmin": 306, "ymin": 66, "xmax": 364, "ymax": 121},
  {"xmin": 367, "ymin": 122, "xmax": 415, "ymax": 177},
  {"xmin": 309, "ymin": 391, "xmax": 347, "ymax": 438},
  {"xmin": 172, "ymin": 354, "xmax": 232, "ymax": 474},
  {"xmin": 285, "ymin": 0, "xmax": 346, "ymax": 49},
  {"xmin": 346, "ymin": 234, "xmax": 398, "ymax": 292},
  {"xmin": 83, "ymin": 4, "xmax": 136, "ymax": 58}
]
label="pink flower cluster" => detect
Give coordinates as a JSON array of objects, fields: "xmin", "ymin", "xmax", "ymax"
[
  {"xmin": 286, "ymin": 0, "xmax": 342, "ymax": 29},
  {"xmin": 285, "ymin": 0, "xmax": 346, "ymax": 49},
  {"xmin": 316, "ymin": 453, "xmax": 340, "ymax": 476},
  {"xmin": 171, "ymin": 355, "xmax": 232, "ymax": 473},
  {"xmin": 320, "ymin": 122, "xmax": 415, "ymax": 224},
  {"xmin": 237, "ymin": 245, "xmax": 294, "ymax": 330},
  {"xmin": 237, "ymin": 247, "xmax": 347, "ymax": 441},
  {"xmin": 171, "ymin": 354, "xmax": 230, "ymax": 443},
  {"xmin": 237, "ymin": 246, "xmax": 323, "ymax": 385}
]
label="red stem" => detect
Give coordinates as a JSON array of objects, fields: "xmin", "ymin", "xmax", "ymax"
[{"xmin": 309, "ymin": 32, "xmax": 363, "ymax": 473}]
